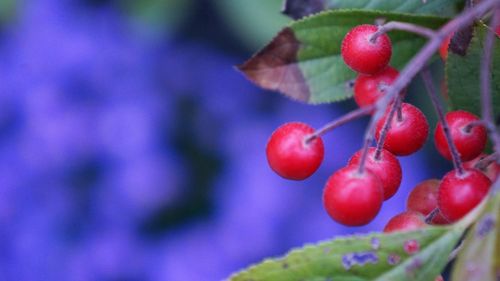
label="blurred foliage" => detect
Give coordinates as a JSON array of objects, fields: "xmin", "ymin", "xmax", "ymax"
[
  {"xmin": 118, "ymin": 0, "xmax": 193, "ymax": 32},
  {"xmin": 0, "ymin": 0, "xmax": 15, "ymax": 25},
  {"xmin": 215, "ymin": 0, "xmax": 290, "ymax": 50}
]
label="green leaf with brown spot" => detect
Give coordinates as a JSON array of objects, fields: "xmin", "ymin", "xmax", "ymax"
[
  {"xmin": 451, "ymin": 191, "xmax": 500, "ymax": 281},
  {"xmin": 239, "ymin": 9, "xmax": 448, "ymax": 104},
  {"xmin": 228, "ymin": 226, "xmax": 464, "ymax": 281},
  {"xmin": 446, "ymin": 24, "xmax": 500, "ymax": 118}
]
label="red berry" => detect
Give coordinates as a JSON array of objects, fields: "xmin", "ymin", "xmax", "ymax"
[
  {"xmin": 341, "ymin": 24, "xmax": 392, "ymax": 75},
  {"xmin": 439, "ymin": 34, "xmax": 452, "ymax": 60},
  {"xmin": 348, "ymin": 147, "xmax": 402, "ymax": 200},
  {"xmin": 323, "ymin": 166, "xmax": 383, "ymax": 226},
  {"xmin": 434, "ymin": 110, "xmax": 487, "ymax": 161},
  {"xmin": 266, "ymin": 122, "xmax": 324, "ymax": 180},
  {"xmin": 463, "ymin": 153, "xmax": 500, "ymax": 182},
  {"xmin": 375, "ymin": 103, "xmax": 429, "ymax": 156},
  {"xmin": 406, "ymin": 179, "xmax": 449, "ymax": 225},
  {"xmin": 353, "ymin": 66, "xmax": 399, "ymax": 108},
  {"xmin": 438, "ymin": 169, "xmax": 491, "ymax": 222},
  {"xmin": 495, "ymin": 25, "xmax": 500, "ymax": 37},
  {"xmin": 383, "ymin": 211, "xmax": 426, "ymax": 233},
  {"xmin": 406, "ymin": 179, "xmax": 440, "ymax": 216}
]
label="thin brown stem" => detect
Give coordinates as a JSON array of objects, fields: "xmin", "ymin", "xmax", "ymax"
[
  {"xmin": 305, "ymin": 106, "xmax": 374, "ymax": 143},
  {"xmin": 370, "ymin": 21, "xmax": 436, "ymax": 42},
  {"xmin": 474, "ymin": 153, "xmax": 499, "ymax": 171},
  {"xmin": 374, "ymin": 94, "xmax": 401, "ymax": 160},
  {"xmin": 396, "ymin": 98, "xmax": 403, "ymax": 122},
  {"xmin": 424, "ymin": 208, "xmax": 440, "ymax": 224},
  {"xmin": 357, "ymin": 131, "xmax": 374, "ymax": 174},
  {"xmin": 480, "ymin": 8, "xmax": 500, "ymax": 156},
  {"xmin": 421, "ymin": 69, "xmax": 465, "ymax": 174}
]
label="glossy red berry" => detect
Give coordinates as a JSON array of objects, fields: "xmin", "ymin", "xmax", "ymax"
[
  {"xmin": 406, "ymin": 179, "xmax": 449, "ymax": 225},
  {"xmin": 383, "ymin": 211, "xmax": 426, "ymax": 233},
  {"xmin": 463, "ymin": 153, "xmax": 500, "ymax": 182},
  {"xmin": 375, "ymin": 103, "xmax": 429, "ymax": 156},
  {"xmin": 323, "ymin": 166, "xmax": 383, "ymax": 226},
  {"xmin": 438, "ymin": 168, "xmax": 491, "ymax": 222},
  {"xmin": 266, "ymin": 122, "xmax": 324, "ymax": 180},
  {"xmin": 341, "ymin": 24, "xmax": 392, "ymax": 75},
  {"xmin": 353, "ymin": 66, "xmax": 399, "ymax": 108},
  {"xmin": 348, "ymin": 147, "xmax": 402, "ymax": 200},
  {"xmin": 439, "ymin": 34, "xmax": 452, "ymax": 60},
  {"xmin": 434, "ymin": 110, "xmax": 487, "ymax": 161}
]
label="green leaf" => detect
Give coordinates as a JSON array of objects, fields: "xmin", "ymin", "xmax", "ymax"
[
  {"xmin": 229, "ymin": 226, "xmax": 464, "ymax": 281},
  {"xmin": 239, "ymin": 10, "xmax": 448, "ymax": 104},
  {"xmin": 451, "ymin": 191, "xmax": 500, "ymax": 281},
  {"xmin": 282, "ymin": 0, "xmax": 463, "ymax": 20},
  {"xmin": 325, "ymin": 0, "xmax": 462, "ymax": 16},
  {"xmin": 446, "ymin": 24, "xmax": 500, "ymax": 117}
]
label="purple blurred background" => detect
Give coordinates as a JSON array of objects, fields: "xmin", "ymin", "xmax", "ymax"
[{"xmin": 0, "ymin": 0, "xmax": 453, "ymax": 280}]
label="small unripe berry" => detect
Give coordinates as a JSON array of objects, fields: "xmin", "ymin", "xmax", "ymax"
[
  {"xmin": 375, "ymin": 103, "xmax": 429, "ymax": 156},
  {"xmin": 463, "ymin": 153, "xmax": 500, "ymax": 182},
  {"xmin": 353, "ymin": 66, "xmax": 399, "ymax": 108},
  {"xmin": 323, "ymin": 166, "xmax": 383, "ymax": 226},
  {"xmin": 266, "ymin": 122, "xmax": 324, "ymax": 180},
  {"xmin": 383, "ymin": 211, "xmax": 426, "ymax": 233},
  {"xmin": 438, "ymin": 169, "xmax": 491, "ymax": 222},
  {"xmin": 341, "ymin": 24, "xmax": 392, "ymax": 75},
  {"xmin": 434, "ymin": 110, "xmax": 487, "ymax": 162},
  {"xmin": 348, "ymin": 147, "xmax": 402, "ymax": 200}
]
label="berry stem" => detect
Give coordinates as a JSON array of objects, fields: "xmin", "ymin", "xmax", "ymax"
[
  {"xmin": 396, "ymin": 98, "xmax": 403, "ymax": 122},
  {"xmin": 474, "ymin": 153, "xmax": 499, "ymax": 171},
  {"xmin": 424, "ymin": 208, "xmax": 440, "ymax": 224},
  {"xmin": 421, "ymin": 69, "xmax": 465, "ymax": 174},
  {"xmin": 305, "ymin": 105, "xmax": 374, "ymax": 143},
  {"xmin": 370, "ymin": 21, "xmax": 436, "ymax": 42},
  {"xmin": 357, "ymin": 131, "xmax": 374, "ymax": 174},
  {"xmin": 480, "ymin": 8, "xmax": 500, "ymax": 156},
  {"xmin": 361, "ymin": 0, "xmax": 499, "ymax": 171},
  {"xmin": 373, "ymin": 94, "xmax": 402, "ymax": 160}
]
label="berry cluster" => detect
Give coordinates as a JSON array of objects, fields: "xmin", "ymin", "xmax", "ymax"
[{"xmin": 266, "ymin": 24, "xmax": 495, "ymax": 229}]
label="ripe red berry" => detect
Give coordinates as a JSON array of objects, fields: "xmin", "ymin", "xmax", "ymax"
[
  {"xmin": 375, "ymin": 103, "xmax": 429, "ymax": 156},
  {"xmin": 439, "ymin": 34, "xmax": 452, "ymax": 60},
  {"xmin": 383, "ymin": 211, "xmax": 426, "ymax": 233},
  {"xmin": 353, "ymin": 66, "xmax": 399, "ymax": 108},
  {"xmin": 323, "ymin": 166, "xmax": 383, "ymax": 226},
  {"xmin": 496, "ymin": 25, "xmax": 500, "ymax": 37},
  {"xmin": 406, "ymin": 179, "xmax": 449, "ymax": 225},
  {"xmin": 438, "ymin": 168, "xmax": 491, "ymax": 222},
  {"xmin": 348, "ymin": 147, "xmax": 402, "ymax": 200},
  {"xmin": 341, "ymin": 24, "xmax": 392, "ymax": 75},
  {"xmin": 434, "ymin": 110, "xmax": 487, "ymax": 162},
  {"xmin": 406, "ymin": 179, "xmax": 440, "ymax": 216},
  {"xmin": 463, "ymin": 153, "xmax": 500, "ymax": 182},
  {"xmin": 266, "ymin": 122, "xmax": 324, "ymax": 180}
]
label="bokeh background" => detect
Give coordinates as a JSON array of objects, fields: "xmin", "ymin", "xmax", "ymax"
[{"xmin": 0, "ymin": 0, "xmax": 453, "ymax": 280}]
